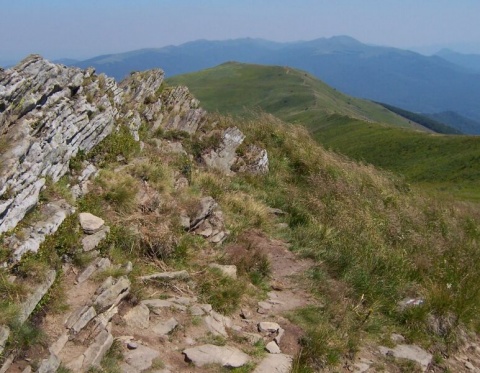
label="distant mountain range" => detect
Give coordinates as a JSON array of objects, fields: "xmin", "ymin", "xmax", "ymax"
[
  {"xmin": 63, "ymin": 36, "xmax": 480, "ymax": 132},
  {"xmin": 435, "ymin": 49, "xmax": 480, "ymax": 73}
]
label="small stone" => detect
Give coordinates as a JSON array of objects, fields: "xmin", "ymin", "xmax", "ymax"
[
  {"xmin": 139, "ymin": 270, "xmax": 190, "ymax": 281},
  {"xmin": 79, "ymin": 212, "xmax": 105, "ymax": 234},
  {"xmin": 266, "ymin": 341, "xmax": 281, "ymax": 354},
  {"xmin": 127, "ymin": 342, "xmax": 138, "ymax": 350},
  {"xmin": 258, "ymin": 322, "xmax": 280, "ymax": 333}
]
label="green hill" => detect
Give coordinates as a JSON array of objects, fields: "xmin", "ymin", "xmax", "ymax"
[
  {"xmin": 168, "ymin": 63, "xmax": 480, "ymax": 201},
  {"xmin": 167, "ymin": 62, "xmax": 418, "ymax": 129}
]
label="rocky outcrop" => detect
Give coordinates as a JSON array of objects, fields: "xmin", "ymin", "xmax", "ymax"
[
  {"xmin": 0, "ymin": 55, "xmax": 122, "ymax": 235},
  {"xmin": 120, "ymin": 71, "xmax": 207, "ymax": 138}
]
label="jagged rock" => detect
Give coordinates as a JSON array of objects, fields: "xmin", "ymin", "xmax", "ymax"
[
  {"xmin": 0, "ymin": 56, "xmax": 120, "ymax": 235},
  {"xmin": 189, "ymin": 196, "xmax": 216, "ymax": 229},
  {"xmin": 160, "ymin": 86, "xmax": 207, "ymax": 134},
  {"xmin": 253, "ymin": 354, "xmax": 293, "ymax": 373},
  {"xmin": 72, "ymin": 163, "xmax": 98, "ymax": 199},
  {"xmin": 82, "ymin": 225, "xmax": 110, "ymax": 252},
  {"xmin": 93, "ymin": 276, "xmax": 130, "ymax": 312},
  {"xmin": 258, "ymin": 322, "xmax": 281, "ymax": 333},
  {"xmin": 79, "ymin": 212, "xmax": 105, "ymax": 234},
  {"xmin": 379, "ymin": 344, "xmax": 432, "ymax": 371},
  {"xmin": 89, "ymin": 306, "xmax": 118, "ymax": 337},
  {"xmin": 76, "ymin": 257, "xmax": 111, "ymax": 284},
  {"xmin": 19, "ymin": 270, "xmax": 56, "ymax": 324},
  {"xmin": 202, "ymin": 127, "xmax": 245, "ymax": 175},
  {"xmin": 9, "ymin": 200, "xmax": 71, "ymax": 261},
  {"xmin": 124, "ymin": 304, "xmax": 150, "ymax": 329},
  {"xmin": 233, "ymin": 144, "xmax": 269, "ymax": 175},
  {"xmin": 66, "ymin": 306, "xmax": 97, "ymax": 333},
  {"xmin": 122, "ymin": 344, "xmax": 160, "ymax": 371},
  {"xmin": 139, "ymin": 270, "xmax": 190, "ymax": 281},
  {"xmin": 209, "ymin": 264, "xmax": 237, "ymax": 279},
  {"xmin": 82, "ymin": 328, "xmax": 114, "ymax": 369},
  {"xmin": 183, "ymin": 344, "xmax": 250, "ymax": 368},
  {"xmin": 152, "ymin": 317, "xmax": 178, "ymax": 336},
  {"xmin": 37, "ymin": 353, "xmax": 61, "ymax": 373},
  {"xmin": 266, "ymin": 341, "xmax": 281, "ymax": 354}
]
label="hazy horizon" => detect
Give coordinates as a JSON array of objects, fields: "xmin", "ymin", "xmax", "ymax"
[{"xmin": 2, "ymin": 0, "xmax": 480, "ymax": 65}]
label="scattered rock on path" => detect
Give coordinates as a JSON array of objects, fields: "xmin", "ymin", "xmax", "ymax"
[
  {"xmin": 124, "ymin": 304, "xmax": 150, "ymax": 329},
  {"xmin": 183, "ymin": 344, "xmax": 250, "ymax": 368},
  {"xmin": 253, "ymin": 353, "xmax": 293, "ymax": 373},
  {"xmin": 152, "ymin": 317, "xmax": 178, "ymax": 336},
  {"xmin": 123, "ymin": 344, "xmax": 160, "ymax": 371},
  {"xmin": 379, "ymin": 344, "xmax": 432, "ymax": 371}
]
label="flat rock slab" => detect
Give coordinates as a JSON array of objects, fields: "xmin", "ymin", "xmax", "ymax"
[
  {"xmin": 152, "ymin": 317, "xmax": 178, "ymax": 336},
  {"xmin": 79, "ymin": 212, "xmax": 105, "ymax": 234},
  {"xmin": 253, "ymin": 353, "xmax": 293, "ymax": 373},
  {"xmin": 0, "ymin": 326, "xmax": 10, "ymax": 355},
  {"xmin": 123, "ymin": 344, "xmax": 160, "ymax": 371},
  {"xmin": 124, "ymin": 304, "xmax": 150, "ymax": 329},
  {"xmin": 183, "ymin": 344, "xmax": 250, "ymax": 368},
  {"xmin": 379, "ymin": 344, "xmax": 432, "ymax": 371}
]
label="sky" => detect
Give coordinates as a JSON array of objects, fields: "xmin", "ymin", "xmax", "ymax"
[{"xmin": 2, "ymin": 0, "xmax": 480, "ymax": 64}]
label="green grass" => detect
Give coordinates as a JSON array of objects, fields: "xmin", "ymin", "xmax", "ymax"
[
  {"xmin": 167, "ymin": 62, "xmax": 415, "ymax": 129},
  {"xmin": 312, "ymin": 114, "xmax": 480, "ymax": 201}
]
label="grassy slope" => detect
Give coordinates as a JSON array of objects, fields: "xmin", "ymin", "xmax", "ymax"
[
  {"xmin": 167, "ymin": 62, "xmax": 416, "ymax": 129},
  {"xmin": 312, "ymin": 115, "xmax": 480, "ymax": 201},
  {"xmin": 169, "ymin": 63, "xmax": 480, "ymax": 201}
]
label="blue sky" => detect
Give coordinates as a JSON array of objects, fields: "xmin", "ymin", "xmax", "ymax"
[{"xmin": 2, "ymin": 0, "xmax": 480, "ymax": 63}]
